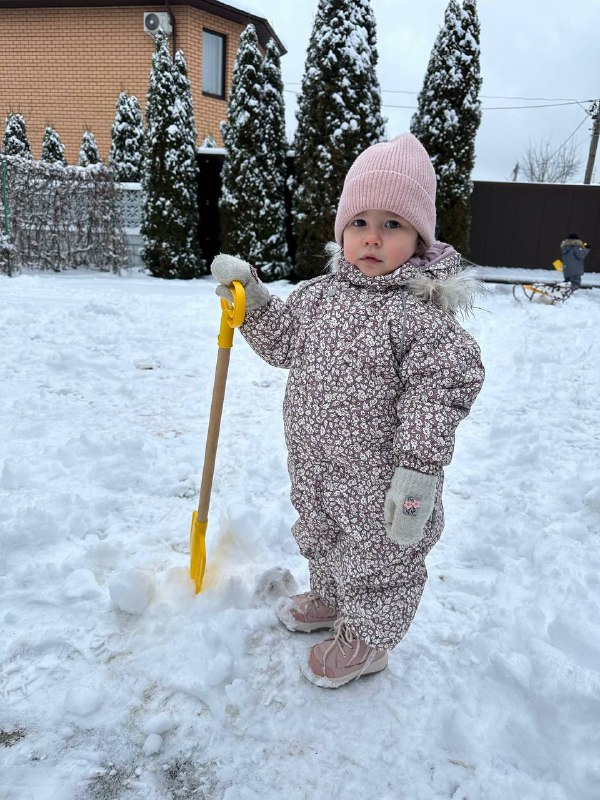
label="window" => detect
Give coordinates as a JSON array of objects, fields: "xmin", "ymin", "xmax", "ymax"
[{"xmin": 202, "ymin": 30, "xmax": 226, "ymax": 98}]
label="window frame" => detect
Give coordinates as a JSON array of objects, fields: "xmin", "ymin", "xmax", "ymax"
[{"xmin": 202, "ymin": 28, "xmax": 227, "ymax": 100}]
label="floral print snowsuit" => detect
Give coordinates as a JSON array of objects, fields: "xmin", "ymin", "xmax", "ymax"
[{"xmin": 241, "ymin": 243, "xmax": 484, "ymax": 649}]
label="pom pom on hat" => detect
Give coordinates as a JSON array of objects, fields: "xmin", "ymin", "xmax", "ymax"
[{"xmin": 334, "ymin": 133, "xmax": 437, "ymax": 248}]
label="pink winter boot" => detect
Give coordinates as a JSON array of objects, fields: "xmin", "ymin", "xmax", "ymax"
[
  {"xmin": 276, "ymin": 591, "xmax": 338, "ymax": 633},
  {"xmin": 301, "ymin": 619, "xmax": 388, "ymax": 688}
]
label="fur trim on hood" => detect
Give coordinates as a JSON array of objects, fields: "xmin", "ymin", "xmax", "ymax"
[
  {"xmin": 325, "ymin": 241, "xmax": 485, "ymax": 315},
  {"xmin": 561, "ymin": 238, "xmax": 585, "ymax": 248}
]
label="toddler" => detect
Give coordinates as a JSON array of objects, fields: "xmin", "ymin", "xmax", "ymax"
[
  {"xmin": 560, "ymin": 232, "xmax": 589, "ymax": 289},
  {"xmin": 211, "ymin": 133, "xmax": 485, "ymax": 688}
]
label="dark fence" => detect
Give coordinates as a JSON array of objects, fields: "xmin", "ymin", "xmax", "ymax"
[
  {"xmin": 470, "ymin": 181, "xmax": 600, "ymax": 272},
  {"xmin": 196, "ymin": 151, "xmax": 600, "ymax": 272}
]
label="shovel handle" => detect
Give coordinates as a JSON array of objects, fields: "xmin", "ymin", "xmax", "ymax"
[
  {"xmin": 190, "ymin": 281, "xmax": 245, "ymax": 593},
  {"xmin": 197, "ymin": 280, "xmax": 246, "ymax": 521}
]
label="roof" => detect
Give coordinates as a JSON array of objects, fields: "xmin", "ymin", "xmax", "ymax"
[{"xmin": 0, "ymin": 0, "xmax": 286, "ymax": 53}]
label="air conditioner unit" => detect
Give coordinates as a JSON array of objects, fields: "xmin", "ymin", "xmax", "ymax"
[{"xmin": 143, "ymin": 12, "xmax": 173, "ymax": 36}]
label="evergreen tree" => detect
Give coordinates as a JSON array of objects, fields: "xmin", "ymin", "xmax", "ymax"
[
  {"xmin": 109, "ymin": 92, "xmax": 144, "ymax": 181},
  {"xmin": 256, "ymin": 38, "xmax": 290, "ymax": 280},
  {"xmin": 457, "ymin": 0, "xmax": 482, "ymax": 248},
  {"xmin": 293, "ymin": 0, "xmax": 386, "ymax": 278},
  {"xmin": 141, "ymin": 31, "xmax": 202, "ymax": 279},
  {"xmin": 2, "ymin": 113, "xmax": 33, "ymax": 159},
  {"xmin": 410, "ymin": 0, "xmax": 482, "ymax": 255},
  {"xmin": 79, "ymin": 131, "xmax": 101, "ymax": 166},
  {"xmin": 171, "ymin": 49, "xmax": 203, "ymax": 273},
  {"xmin": 219, "ymin": 24, "xmax": 267, "ymax": 268},
  {"xmin": 41, "ymin": 126, "xmax": 67, "ymax": 165}
]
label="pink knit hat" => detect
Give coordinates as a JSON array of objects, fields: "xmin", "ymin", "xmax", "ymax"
[{"xmin": 334, "ymin": 133, "xmax": 437, "ymax": 247}]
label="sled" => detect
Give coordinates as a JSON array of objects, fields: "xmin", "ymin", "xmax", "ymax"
[{"xmin": 511, "ymin": 281, "xmax": 574, "ymax": 305}]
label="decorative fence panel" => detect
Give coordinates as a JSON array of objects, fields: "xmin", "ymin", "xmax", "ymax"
[{"xmin": 115, "ymin": 181, "xmax": 144, "ymax": 268}]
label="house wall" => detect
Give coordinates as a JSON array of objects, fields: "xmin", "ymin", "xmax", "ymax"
[{"xmin": 0, "ymin": 5, "xmax": 245, "ymax": 162}]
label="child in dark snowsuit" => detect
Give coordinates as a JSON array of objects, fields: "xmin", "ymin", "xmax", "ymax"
[
  {"xmin": 211, "ymin": 133, "xmax": 485, "ymax": 688},
  {"xmin": 560, "ymin": 233, "xmax": 589, "ymax": 288}
]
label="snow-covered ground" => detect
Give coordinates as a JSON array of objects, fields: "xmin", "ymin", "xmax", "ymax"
[{"xmin": 1, "ymin": 269, "xmax": 599, "ymax": 800}]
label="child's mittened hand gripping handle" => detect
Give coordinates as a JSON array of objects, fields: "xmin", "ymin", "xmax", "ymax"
[
  {"xmin": 384, "ymin": 467, "xmax": 438, "ymax": 546},
  {"xmin": 211, "ymin": 254, "xmax": 271, "ymax": 312}
]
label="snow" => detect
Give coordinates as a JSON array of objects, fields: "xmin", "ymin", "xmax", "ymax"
[{"xmin": 1, "ymin": 268, "xmax": 599, "ymax": 799}]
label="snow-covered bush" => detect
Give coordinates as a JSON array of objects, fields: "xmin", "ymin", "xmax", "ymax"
[
  {"xmin": 292, "ymin": 0, "xmax": 386, "ymax": 278},
  {"xmin": 141, "ymin": 31, "xmax": 203, "ymax": 279},
  {"xmin": 2, "ymin": 113, "xmax": 33, "ymax": 159},
  {"xmin": 41, "ymin": 126, "xmax": 67, "ymax": 166},
  {"xmin": 0, "ymin": 231, "xmax": 16, "ymax": 275},
  {"xmin": 110, "ymin": 93, "xmax": 144, "ymax": 182},
  {"xmin": 79, "ymin": 131, "xmax": 101, "ymax": 167},
  {"xmin": 411, "ymin": 0, "xmax": 482, "ymax": 255}
]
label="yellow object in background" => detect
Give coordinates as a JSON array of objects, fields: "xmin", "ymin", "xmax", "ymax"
[{"xmin": 552, "ymin": 259, "xmax": 563, "ymax": 271}]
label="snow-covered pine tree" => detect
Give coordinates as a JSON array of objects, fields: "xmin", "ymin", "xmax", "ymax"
[
  {"xmin": 2, "ymin": 113, "xmax": 33, "ymax": 159},
  {"xmin": 219, "ymin": 24, "xmax": 266, "ymax": 268},
  {"xmin": 109, "ymin": 93, "xmax": 144, "ymax": 182},
  {"xmin": 256, "ymin": 38, "xmax": 289, "ymax": 280},
  {"xmin": 410, "ymin": 0, "xmax": 482, "ymax": 255},
  {"xmin": 141, "ymin": 32, "xmax": 202, "ymax": 279},
  {"xmin": 292, "ymin": 0, "xmax": 386, "ymax": 279},
  {"xmin": 455, "ymin": 0, "xmax": 482, "ymax": 251},
  {"xmin": 41, "ymin": 126, "xmax": 67, "ymax": 165},
  {"xmin": 361, "ymin": 0, "xmax": 387, "ymax": 145},
  {"xmin": 79, "ymin": 131, "xmax": 101, "ymax": 166},
  {"xmin": 170, "ymin": 49, "xmax": 203, "ymax": 274}
]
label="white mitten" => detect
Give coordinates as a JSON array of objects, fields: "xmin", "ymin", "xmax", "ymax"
[
  {"xmin": 384, "ymin": 467, "xmax": 438, "ymax": 546},
  {"xmin": 211, "ymin": 253, "xmax": 270, "ymax": 312}
]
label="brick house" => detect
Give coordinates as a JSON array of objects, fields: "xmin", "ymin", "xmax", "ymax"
[{"xmin": 0, "ymin": 0, "xmax": 284, "ymax": 163}]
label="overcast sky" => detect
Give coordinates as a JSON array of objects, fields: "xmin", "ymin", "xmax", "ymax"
[{"xmin": 243, "ymin": 0, "xmax": 599, "ymax": 183}]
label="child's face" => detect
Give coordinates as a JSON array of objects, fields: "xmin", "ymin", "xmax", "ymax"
[{"xmin": 343, "ymin": 209, "xmax": 419, "ymax": 276}]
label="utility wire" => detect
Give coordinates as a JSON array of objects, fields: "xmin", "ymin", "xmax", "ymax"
[
  {"xmin": 284, "ymin": 82, "xmax": 593, "ymax": 106},
  {"xmin": 284, "ymin": 88, "xmax": 593, "ymax": 112},
  {"xmin": 546, "ymin": 114, "xmax": 592, "ymax": 161},
  {"xmin": 379, "ymin": 100, "xmax": 592, "ymax": 111}
]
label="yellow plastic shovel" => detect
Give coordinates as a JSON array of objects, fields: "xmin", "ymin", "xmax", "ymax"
[{"xmin": 190, "ymin": 280, "xmax": 246, "ymax": 594}]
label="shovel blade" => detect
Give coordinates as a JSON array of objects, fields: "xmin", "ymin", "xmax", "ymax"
[{"xmin": 190, "ymin": 511, "xmax": 207, "ymax": 594}]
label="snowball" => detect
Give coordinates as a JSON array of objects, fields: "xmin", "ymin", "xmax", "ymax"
[
  {"xmin": 63, "ymin": 569, "xmax": 103, "ymax": 601},
  {"xmin": 64, "ymin": 685, "xmax": 103, "ymax": 716},
  {"xmin": 142, "ymin": 733, "xmax": 163, "ymax": 756},
  {"xmin": 141, "ymin": 713, "xmax": 173, "ymax": 736},
  {"xmin": 253, "ymin": 567, "xmax": 297, "ymax": 603},
  {"xmin": 109, "ymin": 569, "xmax": 155, "ymax": 614}
]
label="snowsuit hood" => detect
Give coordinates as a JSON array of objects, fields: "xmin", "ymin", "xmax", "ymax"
[
  {"xmin": 327, "ymin": 240, "xmax": 482, "ymax": 315},
  {"xmin": 560, "ymin": 238, "xmax": 585, "ymax": 248}
]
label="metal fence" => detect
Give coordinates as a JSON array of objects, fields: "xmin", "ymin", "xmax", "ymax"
[{"xmin": 470, "ymin": 181, "xmax": 600, "ymax": 272}]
